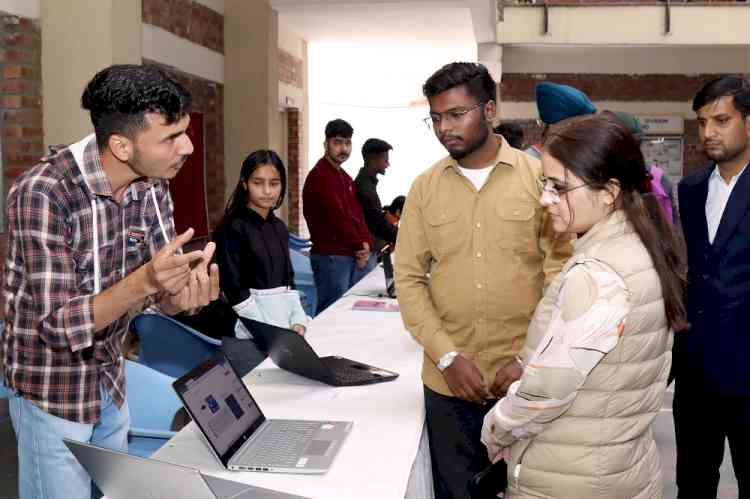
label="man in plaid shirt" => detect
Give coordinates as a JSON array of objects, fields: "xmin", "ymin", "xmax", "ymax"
[{"xmin": 2, "ymin": 65, "xmax": 220, "ymax": 499}]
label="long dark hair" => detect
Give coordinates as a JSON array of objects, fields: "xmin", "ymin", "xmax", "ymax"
[
  {"xmin": 214, "ymin": 149, "xmax": 287, "ymax": 233},
  {"xmin": 544, "ymin": 112, "xmax": 688, "ymax": 331}
]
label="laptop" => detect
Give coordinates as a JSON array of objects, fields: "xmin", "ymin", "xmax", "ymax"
[
  {"xmin": 173, "ymin": 353, "xmax": 352, "ymax": 473},
  {"xmin": 63, "ymin": 439, "xmax": 310, "ymax": 499},
  {"xmin": 381, "ymin": 248, "xmax": 396, "ymax": 298},
  {"xmin": 239, "ymin": 317, "xmax": 399, "ymax": 387}
]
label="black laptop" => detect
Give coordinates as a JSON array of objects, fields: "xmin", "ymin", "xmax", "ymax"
[{"xmin": 240, "ymin": 318, "xmax": 399, "ymax": 387}]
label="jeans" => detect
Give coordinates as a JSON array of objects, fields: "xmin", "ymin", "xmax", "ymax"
[
  {"xmin": 310, "ymin": 254, "xmax": 373, "ymax": 313},
  {"xmin": 9, "ymin": 383, "xmax": 130, "ymax": 499}
]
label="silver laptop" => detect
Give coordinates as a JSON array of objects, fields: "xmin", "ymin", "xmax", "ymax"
[
  {"xmin": 173, "ymin": 353, "xmax": 352, "ymax": 474},
  {"xmin": 63, "ymin": 439, "xmax": 310, "ymax": 499}
]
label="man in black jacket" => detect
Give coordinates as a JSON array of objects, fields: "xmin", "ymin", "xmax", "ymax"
[
  {"xmin": 354, "ymin": 138, "xmax": 398, "ymax": 264},
  {"xmin": 675, "ymin": 75, "xmax": 750, "ymax": 498}
]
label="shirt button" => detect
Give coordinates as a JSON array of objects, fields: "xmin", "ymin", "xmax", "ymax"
[
  {"xmin": 475, "ymin": 222, "xmax": 481, "ymax": 228},
  {"xmin": 476, "ymin": 252, "xmax": 482, "ymax": 258},
  {"xmin": 477, "ymin": 318, "xmax": 484, "ymax": 323},
  {"xmin": 476, "ymin": 283, "xmax": 483, "ymax": 289}
]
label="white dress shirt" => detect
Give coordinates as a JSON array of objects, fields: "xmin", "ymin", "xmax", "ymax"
[{"xmin": 706, "ymin": 164, "xmax": 748, "ymax": 244}]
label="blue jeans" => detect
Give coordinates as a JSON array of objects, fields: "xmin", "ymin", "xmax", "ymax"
[
  {"xmin": 9, "ymin": 383, "xmax": 130, "ymax": 499},
  {"xmin": 310, "ymin": 254, "xmax": 374, "ymax": 313}
]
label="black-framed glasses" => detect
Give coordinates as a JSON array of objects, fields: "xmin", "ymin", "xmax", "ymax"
[
  {"xmin": 537, "ymin": 175, "xmax": 588, "ymax": 203},
  {"xmin": 423, "ymin": 103, "xmax": 483, "ymax": 131}
]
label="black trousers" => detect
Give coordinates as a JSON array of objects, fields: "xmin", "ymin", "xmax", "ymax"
[
  {"xmin": 674, "ymin": 378, "xmax": 750, "ymax": 498},
  {"xmin": 424, "ymin": 386, "xmax": 507, "ymax": 499}
]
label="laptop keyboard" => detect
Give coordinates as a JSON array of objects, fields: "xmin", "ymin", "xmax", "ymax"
[
  {"xmin": 323, "ymin": 358, "xmax": 381, "ymax": 384},
  {"xmin": 237, "ymin": 421, "xmax": 319, "ymax": 468}
]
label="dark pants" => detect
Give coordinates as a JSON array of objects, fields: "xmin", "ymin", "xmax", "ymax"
[
  {"xmin": 674, "ymin": 378, "xmax": 750, "ymax": 498},
  {"xmin": 424, "ymin": 386, "xmax": 506, "ymax": 499}
]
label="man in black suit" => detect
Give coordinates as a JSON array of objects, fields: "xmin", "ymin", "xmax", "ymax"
[{"xmin": 675, "ymin": 75, "xmax": 750, "ymax": 497}]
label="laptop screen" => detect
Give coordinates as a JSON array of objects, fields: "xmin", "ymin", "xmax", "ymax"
[
  {"xmin": 382, "ymin": 250, "xmax": 395, "ymax": 296},
  {"xmin": 173, "ymin": 355, "xmax": 265, "ymax": 466}
]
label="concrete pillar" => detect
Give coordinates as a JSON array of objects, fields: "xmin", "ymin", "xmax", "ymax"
[
  {"xmin": 40, "ymin": 0, "xmax": 141, "ymax": 147},
  {"xmin": 224, "ymin": 0, "xmax": 281, "ymax": 202},
  {"xmin": 478, "ymin": 42, "xmax": 503, "ymax": 124}
]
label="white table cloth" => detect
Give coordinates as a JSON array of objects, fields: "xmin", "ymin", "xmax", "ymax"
[{"xmin": 152, "ymin": 268, "xmax": 434, "ymax": 499}]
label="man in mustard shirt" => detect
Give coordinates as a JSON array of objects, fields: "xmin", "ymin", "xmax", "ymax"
[{"xmin": 395, "ymin": 62, "xmax": 570, "ymax": 499}]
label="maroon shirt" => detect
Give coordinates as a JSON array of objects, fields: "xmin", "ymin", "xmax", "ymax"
[{"xmin": 303, "ymin": 157, "xmax": 370, "ymax": 256}]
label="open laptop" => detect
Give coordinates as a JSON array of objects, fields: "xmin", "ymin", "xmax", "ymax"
[
  {"xmin": 173, "ymin": 353, "xmax": 352, "ymax": 474},
  {"xmin": 63, "ymin": 439, "xmax": 310, "ymax": 499},
  {"xmin": 239, "ymin": 317, "xmax": 399, "ymax": 387},
  {"xmin": 381, "ymin": 247, "xmax": 396, "ymax": 298}
]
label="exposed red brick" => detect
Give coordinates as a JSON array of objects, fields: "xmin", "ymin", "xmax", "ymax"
[
  {"xmin": 142, "ymin": 0, "xmax": 223, "ymax": 54},
  {"xmin": 501, "ymin": 73, "xmax": 732, "ymax": 102},
  {"xmin": 1, "ymin": 78, "xmax": 36, "ymax": 94}
]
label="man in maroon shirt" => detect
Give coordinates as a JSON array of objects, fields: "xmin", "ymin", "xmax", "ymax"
[{"xmin": 303, "ymin": 119, "xmax": 371, "ymax": 313}]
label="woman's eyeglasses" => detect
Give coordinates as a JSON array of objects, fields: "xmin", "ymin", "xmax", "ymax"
[{"xmin": 537, "ymin": 175, "xmax": 588, "ymax": 204}]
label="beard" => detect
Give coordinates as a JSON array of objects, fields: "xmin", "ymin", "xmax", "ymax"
[
  {"xmin": 446, "ymin": 125, "xmax": 490, "ymax": 161},
  {"xmin": 704, "ymin": 141, "xmax": 746, "ymax": 163}
]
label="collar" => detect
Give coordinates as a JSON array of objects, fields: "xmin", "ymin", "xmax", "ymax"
[
  {"xmin": 357, "ymin": 167, "xmax": 379, "ymax": 185},
  {"xmin": 709, "ymin": 162, "xmax": 749, "ymax": 187},
  {"xmin": 440, "ymin": 134, "xmax": 515, "ymax": 174},
  {"xmin": 239, "ymin": 204, "xmax": 276, "ymax": 224},
  {"xmin": 70, "ymin": 134, "xmax": 154, "ymax": 201},
  {"xmin": 571, "ymin": 210, "xmax": 629, "ymax": 253}
]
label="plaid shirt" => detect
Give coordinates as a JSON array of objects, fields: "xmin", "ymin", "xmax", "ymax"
[{"xmin": 2, "ymin": 134, "xmax": 175, "ymax": 423}]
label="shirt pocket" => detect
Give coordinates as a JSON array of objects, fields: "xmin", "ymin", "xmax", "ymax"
[
  {"xmin": 425, "ymin": 210, "xmax": 462, "ymax": 259},
  {"xmin": 494, "ymin": 201, "xmax": 539, "ymax": 253},
  {"xmin": 73, "ymin": 242, "xmax": 116, "ymax": 294}
]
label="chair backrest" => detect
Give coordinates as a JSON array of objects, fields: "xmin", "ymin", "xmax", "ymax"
[
  {"xmin": 290, "ymin": 248, "xmax": 313, "ymax": 282},
  {"xmin": 124, "ymin": 360, "xmax": 181, "ymax": 436},
  {"xmin": 130, "ymin": 313, "xmax": 221, "ymax": 378}
]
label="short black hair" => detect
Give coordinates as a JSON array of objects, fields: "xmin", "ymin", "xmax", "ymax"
[
  {"xmin": 493, "ymin": 122, "xmax": 525, "ymax": 149},
  {"xmin": 692, "ymin": 75, "xmax": 750, "ymax": 119},
  {"xmin": 81, "ymin": 64, "xmax": 192, "ymax": 151},
  {"xmin": 362, "ymin": 138, "xmax": 392, "ymax": 162},
  {"xmin": 385, "ymin": 195, "xmax": 405, "ymax": 215},
  {"xmin": 422, "ymin": 62, "xmax": 496, "ymax": 104},
  {"xmin": 325, "ymin": 119, "xmax": 353, "ymax": 140}
]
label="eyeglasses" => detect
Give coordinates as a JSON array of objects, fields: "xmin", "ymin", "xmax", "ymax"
[
  {"xmin": 537, "ymin": 175, "xmax": 588, "ymax": 204},
  {"xmin": 423, "ymin": 103, "xmax": 483, "ymax": 131}
]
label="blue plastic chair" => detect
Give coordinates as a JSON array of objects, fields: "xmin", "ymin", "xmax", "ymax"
[
  {"xmin": 129, "ymin": 313, "xmax": 221, "ymax": 378},
  {"xmin": 125, "ymin": 360, "xmax": 181, "ymax": 458},
  {"xmin": 289, "ymin": 233, "xmax": 312, "ymax": 252},
  {"xmin": 290, "ymin": 249, "xmax": 317, "ymax": 317}
]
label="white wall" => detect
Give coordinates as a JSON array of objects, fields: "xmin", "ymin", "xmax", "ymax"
[
  {"xmin": 308, "ymin": 40, "xmax": 476, "ymax": 205},
  {"xmin": 499, "ymin": 6, "xmax": 750, "ymax": 48},
  {"xmin": 0, "ymin": 0, "xmax": 39, "ymax": 18}
]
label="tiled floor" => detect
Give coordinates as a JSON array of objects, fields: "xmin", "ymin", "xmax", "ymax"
[{"xmin": 0, "ymin": 388, "xmax": 740, "ymax": 498}]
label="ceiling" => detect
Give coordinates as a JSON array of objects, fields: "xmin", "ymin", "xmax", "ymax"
[{"xmin": 270, "ymin": 0, "xmax": 478, "ymax": 47}]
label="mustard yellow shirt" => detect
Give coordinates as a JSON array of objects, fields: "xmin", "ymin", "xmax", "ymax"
[{"xmin": 395, "ymin": 137, "xmax": 572, "ymax": 396}]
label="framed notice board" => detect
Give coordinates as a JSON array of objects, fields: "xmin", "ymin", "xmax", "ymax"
[{"xmin": 168, "ymin": 111, "xmax": 209, "ymax": 238}]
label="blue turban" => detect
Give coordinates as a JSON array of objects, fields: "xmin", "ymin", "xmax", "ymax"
[{"xmin": 535, "ymin": 82, "xmax": 596, "ymax": 125}]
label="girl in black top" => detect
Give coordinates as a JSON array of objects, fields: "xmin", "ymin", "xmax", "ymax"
[{"xmin": 213, "ymin": 150, "xmax": 307, "ymax": 336}]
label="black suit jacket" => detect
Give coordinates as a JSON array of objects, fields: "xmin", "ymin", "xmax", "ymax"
[{"xmin": 677, "ymin": 163, "xmax": 750, "ymax": 395}]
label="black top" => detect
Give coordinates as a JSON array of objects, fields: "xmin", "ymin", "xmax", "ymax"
[
  {"xmin": 354, "ymin": 167, "xmax": 398, "ymax": 247},
  {"xmin": 213, "ymin": 206, "xmax": 294, "ymax": 305}
]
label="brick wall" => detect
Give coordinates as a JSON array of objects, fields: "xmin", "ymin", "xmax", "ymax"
[
  {"xmin": 149, "ymin": 62, "xmax": 225, "ymax": 231},
  {"xmin": 279, "ymin": 49, "xmax": 304, "ymax": 90},
  {"xmin": 142, "ymin": 0, "xmax": 223, "ymax": 53},
  {"xmin": 286, "ymin": 108, "xmax": 304, "ymax": 234},
  {"xmin": 1, "ymin": 14, "xmax": 42, "ymax": 198},
  {"xmin": 500, "ymin": 73, "xmax": 728, "ymax": 174}
]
